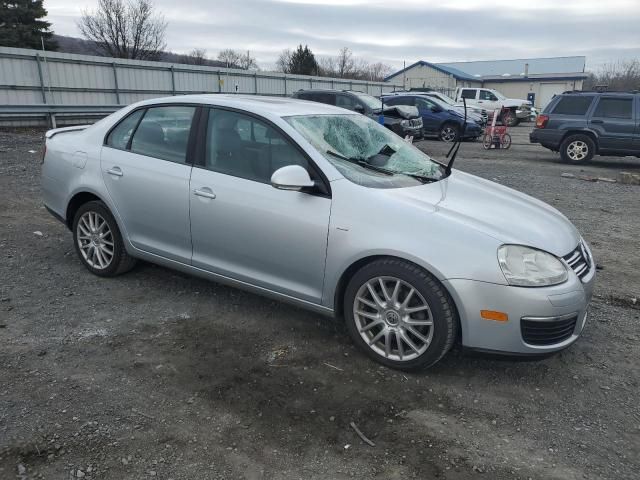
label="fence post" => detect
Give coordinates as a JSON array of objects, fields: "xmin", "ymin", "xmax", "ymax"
[
  {"xmin": 170, "ymin": 66, "xmax": 176, "ymax": 95},
  {"xmin": 254, "ymin": 71, "xmax": 258, "ymax": 95},
  {"xmin": 35, "ymin": 54, "xmax": 47, "ymax": 104},
  {"xmin": 112, "ymin": 63, "xmax": 121, "ymax": 104},
  {"xmin": 309, "ymin": 77, "xmax": 313, "ymax": 89},
  {"xmin": 350, "ymin": 80, "xmax": 354, "ymax": 90},
  {"xmin": 283, "ymin": 75, "xmax": 287, "ymax": 96}
]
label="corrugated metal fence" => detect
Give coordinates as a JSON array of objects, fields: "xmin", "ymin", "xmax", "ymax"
[{"xmin": 0, "ymin": 46, "xmax": 401, "ymax": 127}]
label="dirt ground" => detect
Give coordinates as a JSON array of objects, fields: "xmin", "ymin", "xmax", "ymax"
[{"xmin": 1, "ymin": 125, "xmax": 639, "ymax": 480}]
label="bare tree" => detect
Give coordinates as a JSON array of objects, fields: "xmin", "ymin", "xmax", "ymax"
[
  {"xmin": 584, "ymin": 60, "xmax": 640, "ymax": 91},
  {"xmin": 276, "ymin": 49, "xmax": 293, "ymax": 73},
  {"xmin": 77, "ymin": 0, "xmax": 167, "ymax": 60},
  {"xmin": 365, "ymin": 62, "xmax": 393, "ymax": 81},
  {"xmin": 217, "ymin": 49, "xmax": 258, "ymax": 70},
  {"xmin": 336, "ymin": 47, "xmax": 354, "ymax": 78},
  {"xmin": 188, "ymin": 48, "xmax": 207, "ymax": 65}
]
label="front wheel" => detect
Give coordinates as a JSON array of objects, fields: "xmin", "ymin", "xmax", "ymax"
[
  {"xmin": 439, "ymin": 124, "xmax": 459, "ymax": 143},
  {"xmin": 501, "ymin": 110, "xmax": 519, "ymax": 127},
  {"xmin": 72, "ymin": 201, "xmax": 137, "ymax": 277},
  {"xmin": 501, "ymin": 133, "xmax": 512, "ymax": 149},
  {"xmin": 344, "ymin": 259, "xmax": 458, "ymax": 370}
]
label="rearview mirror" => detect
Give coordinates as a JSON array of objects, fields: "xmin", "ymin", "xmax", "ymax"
[{"xmin": 271, "ymin": 165, "xmax": 315, "ymax": 191}]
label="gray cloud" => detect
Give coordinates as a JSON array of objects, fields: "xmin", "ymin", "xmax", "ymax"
[{"xmin": 47, "ymin": 0, "xmax": 640, "ymax": 71}]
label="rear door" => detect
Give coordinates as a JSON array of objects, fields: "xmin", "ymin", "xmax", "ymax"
[
  {"xmin": 589, "ymin": 95, "xmax": 636, "ymax": 152},
  {"xmin": 101, "ymin": 105, "xmax": 197, "ymax": 263}
]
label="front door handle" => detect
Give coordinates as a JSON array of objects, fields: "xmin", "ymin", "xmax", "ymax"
[
  {"xmin": 107, "ymin": 167, "xmax": 123, "ymax": 177},
  {"xmin": 194, "ymin": 188, "xmax": 216, "ymax": 199},
  {"xmin": 591, "ymin": 119, "xmax": 604, "ymax": 124}
]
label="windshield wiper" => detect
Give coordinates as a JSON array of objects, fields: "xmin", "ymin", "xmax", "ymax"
[{"xmin": 326, "ymin": 150, "xmax": 393, "ymax": 175}]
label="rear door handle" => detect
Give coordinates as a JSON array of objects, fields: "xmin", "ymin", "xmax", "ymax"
[
  {"xmin": 107, "ymin": 167, "xmax": 123, "ymax": 177},
  {"xmin": 591, "ymin": 119, "xmax": 604, "ymax": 124},
  {"xmin": 194, "ymin": 188, "xmax": 216, "ymax": 199}
]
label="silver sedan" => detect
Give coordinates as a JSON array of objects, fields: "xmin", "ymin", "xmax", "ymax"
[{"xmin": 41, "ymin": 95, "xmax": 595, "ymax": 369}]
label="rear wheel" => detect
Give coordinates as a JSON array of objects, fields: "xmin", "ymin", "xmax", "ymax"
[
  {"xmin": 72, "ymin": 201, "xmax": 137, "ymax": 277},
  {"xmin": 439, "ymin": 123, "xmax": 459, "ymax": 143},
  {"xmin": 501, "ymin": 133, "xmax": 512, "ymax": 149},
  {"xmin": 344, "ymin": 258, "xmax": 458, "ymax": 370},
  {"xmin": 482, "ymin": 133, "xmax": 493, "ymax": 149},
  {"xmin": 560, "ymin": 134, "xmax": 595, "ymax": 164}
]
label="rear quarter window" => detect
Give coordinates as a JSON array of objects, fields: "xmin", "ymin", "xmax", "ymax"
[{"xmin": 550, "ymin": 96, "xmax": 594, "ymax": 115}]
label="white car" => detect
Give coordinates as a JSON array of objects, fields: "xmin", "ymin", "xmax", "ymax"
[{"xmin": 455, "ymin": 87, "xmax": 532, "ymax": 126}]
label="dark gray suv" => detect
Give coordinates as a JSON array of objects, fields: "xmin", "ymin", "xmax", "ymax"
[{"xmin": 530, "ymin": 91, "xmax": 640, "ymax": 164}]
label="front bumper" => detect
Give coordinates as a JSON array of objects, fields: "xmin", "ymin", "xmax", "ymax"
[{"xmin": 443, "ymin": 265, "xmax": 595, "ymax": 355}]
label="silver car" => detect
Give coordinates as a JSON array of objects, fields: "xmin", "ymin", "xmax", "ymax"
[{"xmin": 41, "ymin": 95, "xmax": 595, "ymax": 370}]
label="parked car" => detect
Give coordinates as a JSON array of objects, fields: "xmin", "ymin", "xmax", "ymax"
[
  {"xmin": 42, "ymin": 95, "xmax": 595, "ymax": 370},
  {"xmin": 291, "ymin": 89, "xmax": 423, "ymax": 139},
  {"xmin": 530, "ymin": 91, "xmax": 640, "ymax": 164},
  {"xmin": 382, "ymin": 93, "xmax": 483, "ymax": 142},
  {"xmin": 455, "ymin": 87, "xmax": 532, "ymax": 126},
  {"xmin": 419, "ymin": 91, "xmax": 489, "ymax": 126}
]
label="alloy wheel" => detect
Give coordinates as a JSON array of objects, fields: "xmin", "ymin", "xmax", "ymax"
[
  {"xmin": 76, "ymin": 211, "xmax": 114, "ymax": 270},
  {"xmin": 440, "ymin": 126, "xmax": 457, "ymax": 142},
  {"xmin": 353, "ymin": 276, "xmax": 434, "ymax": 362},
  {"xmin": 566, "ymin": 140, "xmax": 589, "ymax": 161}
]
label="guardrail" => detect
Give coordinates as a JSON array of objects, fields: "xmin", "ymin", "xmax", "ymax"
[{"xmin": 0, "ymin": 104, "xmax": 122, "ymax": 128}]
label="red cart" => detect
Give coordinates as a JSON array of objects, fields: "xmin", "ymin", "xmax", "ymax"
[{"xmin": 482, "ymin": 108, "xmax": 512, "ymax": 149}]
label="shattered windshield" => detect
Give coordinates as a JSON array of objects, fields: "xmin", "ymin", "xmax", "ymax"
[{"xmin": 285, "ymin": 114, "xmax": 444, "ymax": 189}]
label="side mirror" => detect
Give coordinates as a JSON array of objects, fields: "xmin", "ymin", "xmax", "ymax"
[
  {"xmin": 271, "ymin": 165, "xmax": 315, "ymax": 191},
  {"xmin": 354, "ymin": 104, "xmax": 365, "ymax": 114},
  {"xmin": 431, "ymin": 105, "xmax": 443, "ymax": 113}
]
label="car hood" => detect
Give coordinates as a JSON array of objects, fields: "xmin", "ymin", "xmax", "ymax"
[
  {"xmin": 376, "ymin": 105, "xmax": 420, "ymax": 119},
  {"xmin": 388, "ymin": 170, "xmax": 579, "ymax": 256},
  {"xmin": 503, "ymin": 98, "xmax": 532, "ymax": 107}
]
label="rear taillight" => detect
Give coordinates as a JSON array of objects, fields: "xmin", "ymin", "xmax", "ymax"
[{"xmin": 536, "ymin": 114, "xmax": 549, "ymax": 129}]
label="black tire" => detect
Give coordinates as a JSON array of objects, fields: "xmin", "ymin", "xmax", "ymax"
[
  {"xmin": 72, "ymin": 200, "xmax": 137, "ymax": 277},
  {"xmin": 501, "ymin": 109, "xmax": 519, "ymax": 127},
  {"xmin": 559, "ymin": 134, "xmax": 595, "ymax": 164},
  {"xmin": 343, "ymin": 258, "xmax": 458, "ymax": 371},
  {"xmin": 439, "ymin": 123, "xmax": 459, "ymax": 142}
]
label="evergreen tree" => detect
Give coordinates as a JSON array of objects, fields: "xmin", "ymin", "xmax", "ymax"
[
  {"xmin": 0, "ymin": 0, "xmax": 57, "ymax": 50},
  {"xmin": 288, "ymin": 44, "xmax": 318, "ymax": 75}
]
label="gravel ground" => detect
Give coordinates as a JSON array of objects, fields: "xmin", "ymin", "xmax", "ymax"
[{"xmin": 1, "ymin": 125, "xmax": 639, "ymax": 480}]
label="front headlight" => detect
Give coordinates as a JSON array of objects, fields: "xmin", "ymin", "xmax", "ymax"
[
  {"xmin": 497, "ymin": 245, "xmax": 568, "ymax": 287},
  {"xmin": 400, "ymin": 119, "xmax": 410, "ymax": 127}
]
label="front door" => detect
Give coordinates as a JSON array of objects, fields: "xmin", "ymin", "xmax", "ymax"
[
  {"xmin": 415, "ymin": 97, "xmax": 443, "ymax": 134},
  {"xmin": 189, "ymin": 108, "xmax": 331, "ymax": 303},
  {"xmin": 589, "ymin": 95, "xmax": 636, "ymax": 152},
  {"xmin": 477, "ymin": 89, "xmax": 501, "ymax": 112},
  {"xmin": 101, "ymin": 105, "xmax": 197, "ymax": 263}
]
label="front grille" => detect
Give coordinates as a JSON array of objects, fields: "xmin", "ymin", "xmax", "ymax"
[
  {"xmin": 563, "ymin": 242, "xmax": 592, "ymax": 281},
  {"xmin": 521, "ymin": 314, "xmax": 578, "ymax": 346}
]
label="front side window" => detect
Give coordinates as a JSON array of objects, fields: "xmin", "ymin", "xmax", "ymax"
[
  {"xmin": 551, "ymin": 96, "xmax": 594, "ymax": 115},
  {"xmin": 480, "ymin": 90, "xmax": 498, "ymax": 101},
  {"xmin": 106, "ymin": 109, "xmax": 145, "ymax": 150},
  {"xmin": 593, "ymin": 97, "xmax": 633, "ymax": 119},
  {"xmin": 286, "ymin": 114, "xmax": 443, "ymax": 189},
  {"xmin": 336, "ymin": 94, "xmax": 358, "ymax": 110},
  {"xmin": 460, "ymin": 89, "xmax": 476, "ymax": 99},
  {"xmin": 384, "ymin": 96, "xmax": 412, "ymax": 107},
  {"xmin": 130, "ymin": 106, "xmax": 196, "ymax": 163},
  {"xmin": 352, "ymin": 92, "xmax": 383, "ymax": 111},
  {"xmin": 204, "ymin": 109, "xmax": 309, "ymax": 184}
]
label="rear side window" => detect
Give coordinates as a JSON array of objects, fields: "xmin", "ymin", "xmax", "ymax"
[
  {"xmin": 551, "ymin": 96, "xmax": 594, "ymax": 115},
  {"xmin": 460, "ymin": 89, "xmax": 476, "ymax": 100},
  {"xmin": 593, "ymin": 97, "xmax": 633, "ymax": 119},
  {"xmin": 130, "ymin": 106, "xmax": 196, "ymax": 163},
  {"xmin": 384, "ymin": 97, "xmax": 412, "ymax": 106},
  {"xmin": 106, "ymin": 109, "xmax": 144, "ymax": 150}
]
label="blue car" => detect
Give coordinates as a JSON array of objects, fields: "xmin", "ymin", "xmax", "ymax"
[{"xmin": 383, "ymin": 94, "xmax": 483, "ymax": 142}]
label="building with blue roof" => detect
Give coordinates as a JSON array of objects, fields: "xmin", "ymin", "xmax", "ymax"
[{"xmin": 385, "ymin": 57, "xmax": 588, "ymax": 109}]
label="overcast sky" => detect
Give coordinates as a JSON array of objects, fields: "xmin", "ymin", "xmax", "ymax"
[{"xmin": 46, "ymin": 0, "xmax": 640, "ymax": 71}]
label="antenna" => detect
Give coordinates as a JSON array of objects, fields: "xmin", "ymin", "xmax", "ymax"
[{"xmin": 444, "ymin": 97, "xmax": 467, "ymax": 175}]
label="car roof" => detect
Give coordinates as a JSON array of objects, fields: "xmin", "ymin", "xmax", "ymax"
[
  {"xmin": 561, "ymin": 91, "xmax": 639, "ymax": 96},
  {"xmin": 133, "ymin": 94, "xmax": 350, "ymax": 117}
]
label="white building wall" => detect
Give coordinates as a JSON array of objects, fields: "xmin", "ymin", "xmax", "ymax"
[{"xmin": 483, "ymin": 79, "xmax": 584, "ymax": 109}]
